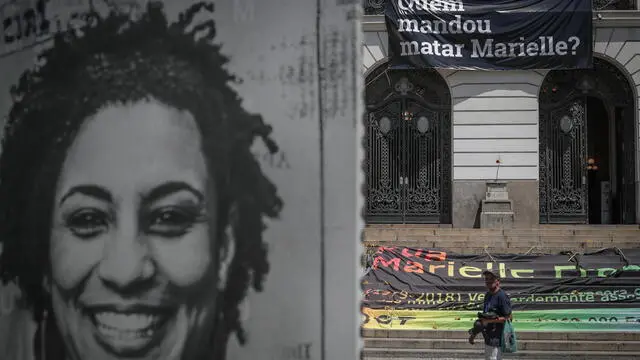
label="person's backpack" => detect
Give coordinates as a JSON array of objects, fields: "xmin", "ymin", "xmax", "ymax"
[{"xmin": 501, "ymin": 320, "xmax": 518, "ymax": 353}]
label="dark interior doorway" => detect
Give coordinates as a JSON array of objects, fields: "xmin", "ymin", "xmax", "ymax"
[
  {"xmin": 539, "ymin": 58, "xmax": 636, "ymax": 224},
  {"xmin": 586, "ymin": 97, "xmax": 609, "ymax": 224},
  {"xmin": 586, "ymin": 96, "xmax": 629, "ymax": 224}
]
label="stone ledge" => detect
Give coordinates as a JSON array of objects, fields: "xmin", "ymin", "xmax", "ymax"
[{"xmin": 361, "ymin": 329, "xmax": 640, "ymax": 341}]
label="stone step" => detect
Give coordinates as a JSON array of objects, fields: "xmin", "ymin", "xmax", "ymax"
[
  {"xmin": 363, "ymin": 226, "xmax": 640, "ymax": 252},
  {"xmin": 361, "ymin": 348, "xmax": 640, "ymax": 360},
  {"xmin": 365, "ymin": 225, "xmax": 640, "ymax": 231},
  {"xmin": 361, "ymin": 329, "xmax": 640, "ymax": 342},
  {"xmin": 365, "ymin": 229, "xmax": 640, "ymax": 238},
  {"xmin": 366, "ymin": 224, "xmax": 640, "ymax": 228},
  {"xmin": 364, "ymin": 338, "xmax": 640, "ymax": 352},
  {"xmin": 365, "ymin": 234, "xmax": 640, "ymax": 242},
  {"xmin": 365, "ymin": 241, "xmax": 631, "ymax": 247},
  {"xmin": 538, "ymin": 225, "xmax": 640, "ymax": 229},
  {"xmin": 366, "ymin": 225, "xmax": 640, "ymax": 232},
  {"xmin": 364, "ymin": 239, "xmax": 638, "ymax": 248},
  {"xmin": 367, "ymin": 234, "xmax": 639, "ymax": 240},
  {"xmin": 388, "ymin": 235, "xmax": 637, "ymax": 242}
]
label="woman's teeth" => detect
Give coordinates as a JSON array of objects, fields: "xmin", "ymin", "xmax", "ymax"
[
  {"xmin": 97, "ymin": 323, "xmax": 154, "ymax": 339},
  {"xmin": 94, "ymin": 312, "xmax": 160, "ymax": 333},
  {"xmin": 89, "ymin": 309, "xmax": 172, "ymax": 352}
]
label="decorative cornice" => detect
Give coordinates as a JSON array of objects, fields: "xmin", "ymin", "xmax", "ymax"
[
  {"xmin": 593, "ymin": 10, "xmax": 640, "ymax": 27},
  {"xmin": 362, "ymin": 15, "xmax": 385, "ymax": 32},
  {"xmin": 363, "ymin": 11, "xmax": 640, "ymax": 32}
]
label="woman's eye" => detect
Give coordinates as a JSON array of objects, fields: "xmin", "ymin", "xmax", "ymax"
[
  {"xmin": 66, "ymin": 208, "xmax": 109, "ymax": 239},
  {"xmin": 147, "ymin": 207, "xmax": 198, "ymax": 237}
]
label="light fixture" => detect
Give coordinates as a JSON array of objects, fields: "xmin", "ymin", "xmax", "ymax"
[
  {"xmin": 577, "ymin": 74, "xmax": 595, "ymax": 94},
  {"xmin": 379, "ymin": 116, "xmax": 391, "ymax": 134},
  {"xmin": 559, "ymin": 115, "xmax": 574, "ymax": 134},
  {"xmin": 416, "ymin": 116, "xmax": 430, "ymax": 133}
]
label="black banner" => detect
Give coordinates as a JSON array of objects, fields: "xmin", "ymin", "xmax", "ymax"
[
  {"xmin": 362, "ymin": 246, "xmax": 640, "ymax": 311},
  {"xmin": 385, "ymin": 0, "xmax": 593, "ymax": 70}
]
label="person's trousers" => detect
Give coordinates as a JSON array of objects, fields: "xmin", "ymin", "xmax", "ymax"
[{"xmin": 484, "ymin": 345, "xmax": 502, "ymax": 360}]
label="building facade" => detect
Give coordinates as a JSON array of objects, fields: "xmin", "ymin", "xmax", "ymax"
[{"xmin": 362, "ymin": 0, "xmax": 640, "ymax": 228}]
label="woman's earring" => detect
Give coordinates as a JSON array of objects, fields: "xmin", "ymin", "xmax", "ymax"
[
  {"xmin": 217, "ymin": 227, "xmax": 235, "ymax": 290},
  {"xmin": 239, "ymin": 296, "xmax": 251, "ymax": 323}
]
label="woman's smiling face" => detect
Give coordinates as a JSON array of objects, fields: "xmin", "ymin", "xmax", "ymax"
[{"xmin": 49, "ymin": 98, "xmax": 218, "ymax": 360}]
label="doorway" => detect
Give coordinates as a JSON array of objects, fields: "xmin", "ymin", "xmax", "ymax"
[
  {"xmin": 364, "ymin": 65, "xmax": 452, "ymax": 224},
  {"xmin": 539, "ymin": 58, "xmax": 636, "ymax": 224},
  {"xmin": 586, "ymin": 96, "xmax": 611, "ymax": 224}
]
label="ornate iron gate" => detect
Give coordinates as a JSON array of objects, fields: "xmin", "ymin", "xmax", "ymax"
[
  {"xmin": 365, "ymin": 68, "xmax": 451, "ymax": 223},
  {"xmin": 539, "ymin": 58, "xmax": 636, "ymax": 224},
  {"xmin": 539, "ymin": 97, "xmax": 588, "ymax": 223}
]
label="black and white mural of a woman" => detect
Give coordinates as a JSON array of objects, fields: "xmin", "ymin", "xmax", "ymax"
[{"xmin": 0, "ymin": 2, "xmax": 285, "ymax": 359}]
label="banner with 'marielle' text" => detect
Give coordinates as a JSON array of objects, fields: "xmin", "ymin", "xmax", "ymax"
[
  {"xmin": 362, "ymin": 246, "xmax": 640, "ymax": 331},
  {"xmin": 386, "ymin": 0, "xmax": 593, "ymax": 70}
]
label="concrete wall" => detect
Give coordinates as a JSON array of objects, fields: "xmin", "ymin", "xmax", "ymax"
[
  {"xmin": 363, "ymin": 26, "xmax": 640, "ymax": 226},
  {"xmin": 447, "ymin": 71, "xmax": 542, "ymax": 227}
]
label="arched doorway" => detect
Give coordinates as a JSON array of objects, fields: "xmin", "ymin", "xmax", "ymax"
[
  {"xmin": 539, "ymin": 57, "xmax": 637, "ymax": 224},
  {"xmin": 364, "ymin": 64, "xmax": 452, "ymax": 224}
]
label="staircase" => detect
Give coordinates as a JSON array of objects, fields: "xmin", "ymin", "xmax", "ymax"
[
  {"xmin": 361, "ymin": 329, "xmax": 640, "ymax": 360},
  {"xmin": 362, "ymin": 225, "xmax": 640, "ymax": 359},
  {"xmin": 363, "ymin": 225, "xmax": 640, "ymax": 254}
]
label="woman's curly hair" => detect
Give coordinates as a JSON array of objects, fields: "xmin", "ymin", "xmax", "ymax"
[{"xmin": 0, "ymin": 1, "xmax": 282, "ymax": 358}]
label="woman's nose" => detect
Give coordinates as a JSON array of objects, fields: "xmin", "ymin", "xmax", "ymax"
[{"xmin": 98, "ymin": 221, "xmax": 154, "ymax": 290}]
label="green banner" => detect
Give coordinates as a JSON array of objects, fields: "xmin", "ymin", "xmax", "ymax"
[{"xmin": 362, "ymin": 307, "xmax": 640, "ymax": 331}]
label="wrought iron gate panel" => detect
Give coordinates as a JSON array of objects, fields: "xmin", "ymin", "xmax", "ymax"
[
  {"xmin": 403, "ymin": 98, "xmax": 441, "ymax": 221},
  {"xmin": 366, "ymin": 101, "xmax": 403, "ymax": 220},
  {"xmin": 540, "ymin": 98, "xmax": 588, "ymax": 223},
  {"xmin": 365, "ymin": 68, "xmax": 451, "ymax": 224}
]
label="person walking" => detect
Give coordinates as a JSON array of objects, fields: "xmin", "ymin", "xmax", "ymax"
[{"xmin": 468, "ymin": 269, "xmax": 513, "ymax": 360}]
